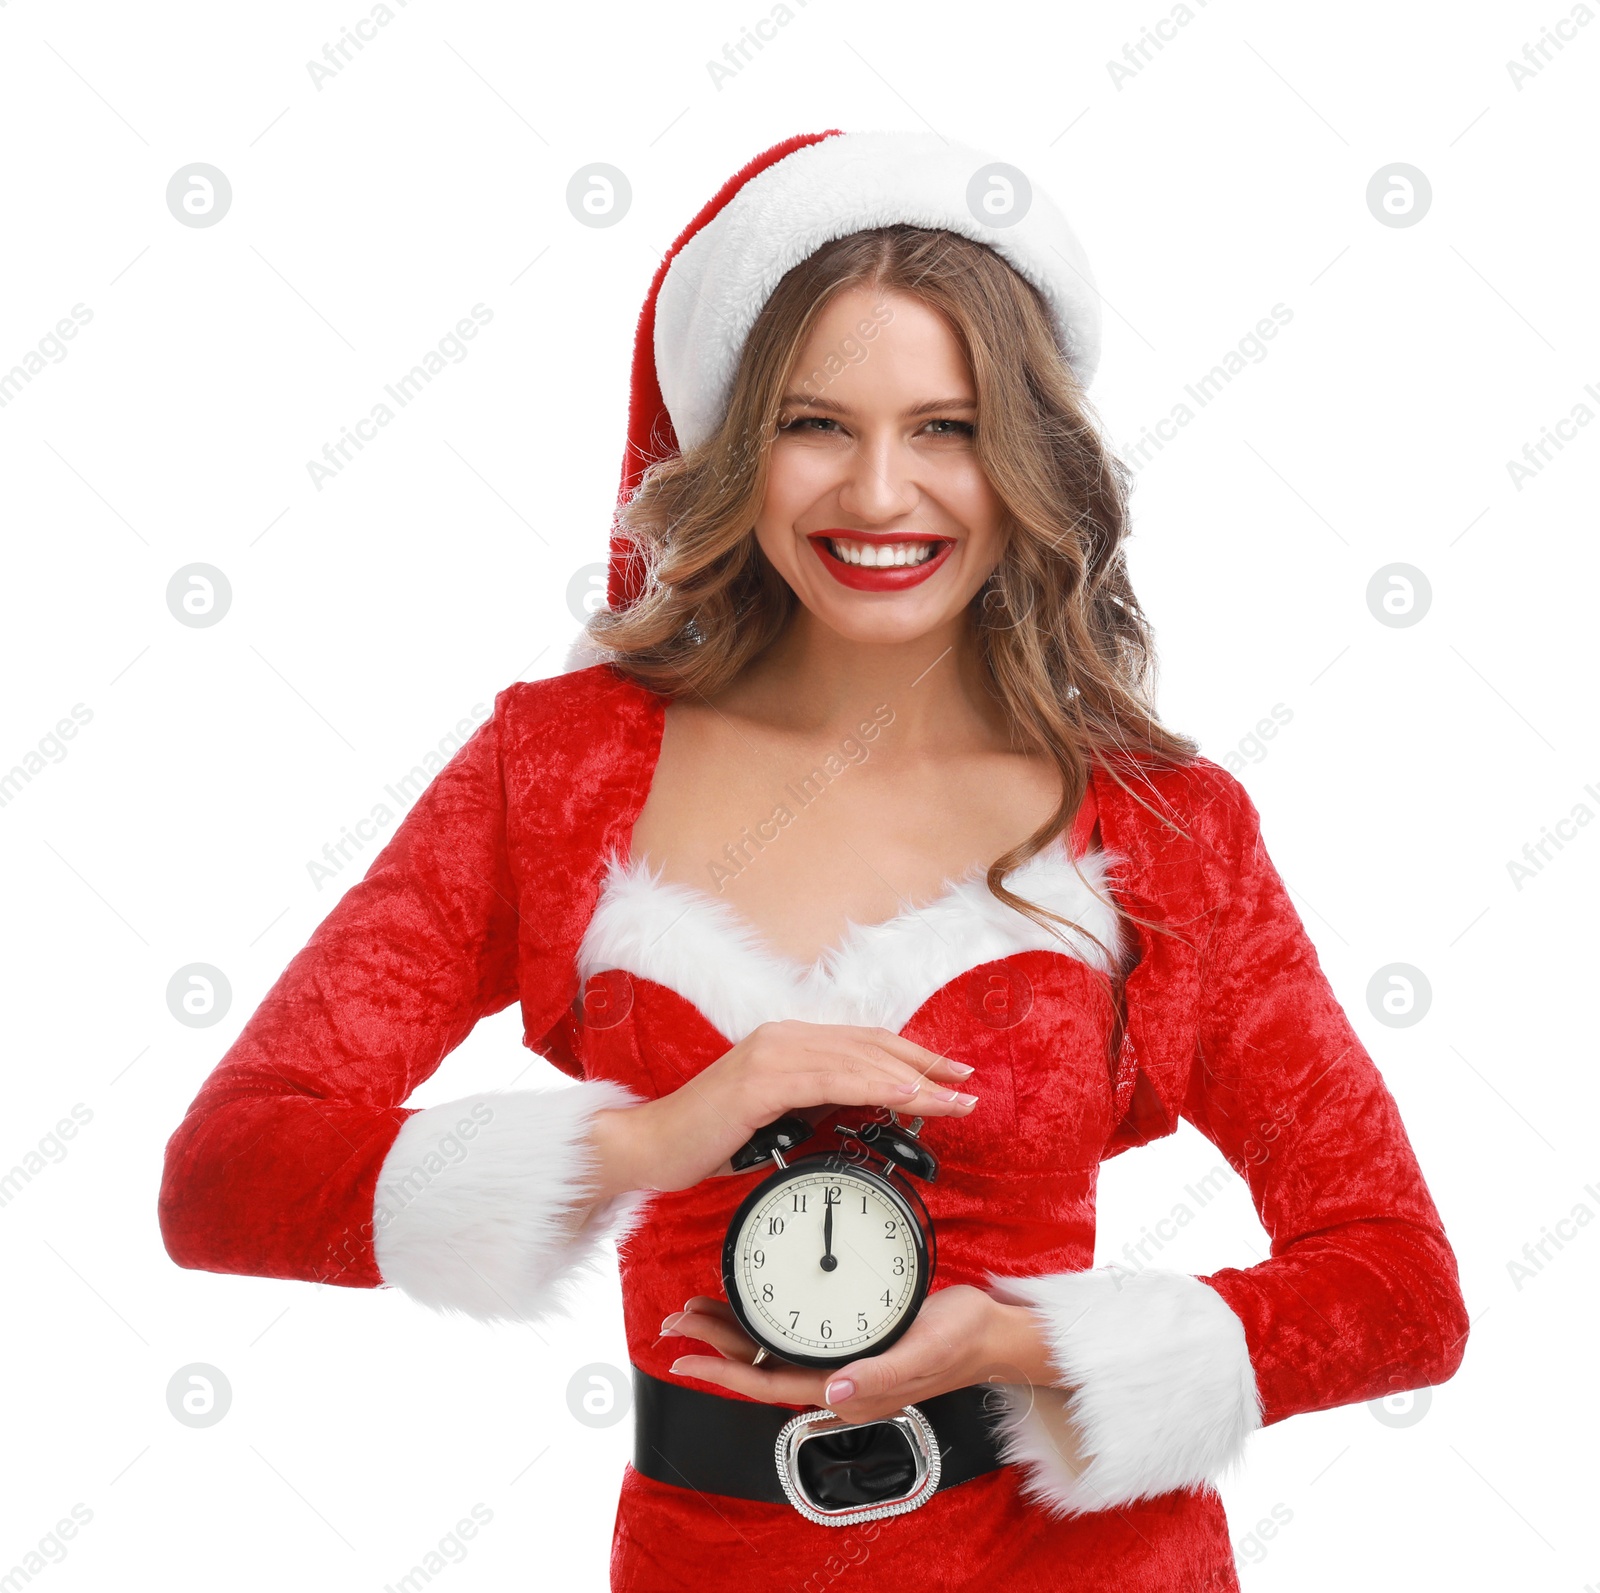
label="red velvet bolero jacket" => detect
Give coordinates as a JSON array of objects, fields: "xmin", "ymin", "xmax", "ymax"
[{"xmin": 158, "ymin": 662, "xmax": 1469, "ymax": 1564}]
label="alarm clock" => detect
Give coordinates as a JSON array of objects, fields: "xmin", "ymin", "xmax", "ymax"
[{"xmin": 720, "ymin": 1111, "xmax": 939, "ymax": 1371}]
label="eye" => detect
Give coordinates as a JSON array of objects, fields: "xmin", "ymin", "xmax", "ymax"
[
  {"xmin": 921, "ymin": 418, "xmax": 976, "ymax": 437},
  {"xmin": 779, "ymin": 414, "xmax": 841, "ymax": 434}
]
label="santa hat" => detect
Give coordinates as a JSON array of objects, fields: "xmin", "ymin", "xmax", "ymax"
[{"xmin": 604, "ymin": 128, "xmax": 1104, "ymax": 613}]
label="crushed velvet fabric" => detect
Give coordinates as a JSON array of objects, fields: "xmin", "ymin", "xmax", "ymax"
[{"xmin": 158, "ymin": 663, "xmax": 1469, "ymax": 1591}]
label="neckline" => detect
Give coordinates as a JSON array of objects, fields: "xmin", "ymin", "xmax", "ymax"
[
  {"xmin": 611, "ymin": 677, "xmax": 1104, "ymax": 969},
  {"xmin": 577, "ymin": 830, "xmax": 1130, "ymax": 1042},
  {"xmin": 620, "ymin": 776, "xmax": 1103, "ymax": 972}
]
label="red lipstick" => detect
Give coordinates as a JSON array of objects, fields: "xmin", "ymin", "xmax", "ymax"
[{"xmin": 805, "ymin": 529, "xmax": 956, "ymax": 591}]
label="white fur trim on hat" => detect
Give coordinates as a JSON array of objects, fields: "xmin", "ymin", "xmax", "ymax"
[
  {"xmin": 654, "ymin": 130, "xmax": 1102, "ymax": 452},
  {"xmin": 372, "ymin": 1078, "xmax": 654, "ymax": 1326},
  {"xmin": 982, "ymin": 1266, "xmax": 1263, "ymax": 1517}
]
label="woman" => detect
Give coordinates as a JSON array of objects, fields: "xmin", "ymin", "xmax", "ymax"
[{"xmin": 159, "ymin": 131, "xmax": 1469, "ymax": 1591}]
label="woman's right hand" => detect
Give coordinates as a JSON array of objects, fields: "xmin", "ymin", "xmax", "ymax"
[{"xmin": 588, "ymin": 1020, "xmax": 978, "ymax": 1202}]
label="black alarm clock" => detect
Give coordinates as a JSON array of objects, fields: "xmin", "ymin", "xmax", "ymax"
[{"xmin": 720, "ymin": 1111, "xmax": 939, "ymax": 1371}]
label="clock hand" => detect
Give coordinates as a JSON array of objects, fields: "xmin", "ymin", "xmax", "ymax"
[{"xmin": 821, "ymin": 1191, "xmax": 837, "ymax": 1273}]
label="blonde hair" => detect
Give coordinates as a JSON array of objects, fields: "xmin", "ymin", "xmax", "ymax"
[{"xmin": 587, "ymin": 224, "xmax": 1200, "ymax": 975}]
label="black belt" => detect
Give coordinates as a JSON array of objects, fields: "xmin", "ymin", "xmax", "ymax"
[{"xmin": 631, "ymin": 1364, "xmax": 1011, "ymax": 1527}]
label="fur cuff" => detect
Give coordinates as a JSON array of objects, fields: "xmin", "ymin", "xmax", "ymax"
[
  {"xmin": 983, "ymin": 1266, "xmax": 1262, "ymax": 1517},
  {"xmin": 373, "ymin": 1079, "xmax": 654, "ymax": 1325}
]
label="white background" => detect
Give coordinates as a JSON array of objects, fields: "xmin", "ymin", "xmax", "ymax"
[{"xmin": 2, "ymin": 0, "xmax": 1595, "ymax": 1588}]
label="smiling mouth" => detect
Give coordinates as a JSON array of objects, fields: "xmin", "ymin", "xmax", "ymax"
[
  {"xmin": 805, "ymin": 530, "xmax": 957, "ymax": 591},
  {"xmin": 822, "ymin": 536, "xmax": 944, "ymax": 568}
]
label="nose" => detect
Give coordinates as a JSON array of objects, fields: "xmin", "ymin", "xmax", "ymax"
[{"xmin": 834, "ymin": 430, "xmax": 920, "ymax": 525}]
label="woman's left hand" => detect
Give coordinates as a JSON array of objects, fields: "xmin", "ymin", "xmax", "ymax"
[{"xmin": 660, "ymin": 1283, "xmax": 1036, "ymax": 1426}]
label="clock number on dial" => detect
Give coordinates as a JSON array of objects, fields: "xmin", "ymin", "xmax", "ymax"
[{"xmin": 732, "ymin": 1169, "xmax": 922, "ymax": 1356}]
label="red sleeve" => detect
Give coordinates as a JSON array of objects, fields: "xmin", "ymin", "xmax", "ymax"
[
  {"xmin": 157, "ymin": 694, "xmax": 522, "ymax": 1290},
  {"xmin": 1187, "ymin": 778, "xmax": 1470, "ymax": 1424}
]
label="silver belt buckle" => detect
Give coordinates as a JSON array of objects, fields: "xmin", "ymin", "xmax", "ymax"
[{"xmin": 774, "ymin": 1404, "xmax": 942, "ymax": 1527}]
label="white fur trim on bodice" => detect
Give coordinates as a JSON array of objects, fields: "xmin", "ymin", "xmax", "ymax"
[{"xmin": 577, "ymin": 838, "xmax": 1130, "ymax": 1041}]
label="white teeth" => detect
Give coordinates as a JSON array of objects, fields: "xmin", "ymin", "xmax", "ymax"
[{"xmin": 826, "ymin": 538, "xmax": 939, "ymax": 567}]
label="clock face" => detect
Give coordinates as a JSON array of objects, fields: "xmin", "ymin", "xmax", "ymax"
[{"xmin": 723, "ymin": 1160, "xmax": 930, "ymax": 1367}]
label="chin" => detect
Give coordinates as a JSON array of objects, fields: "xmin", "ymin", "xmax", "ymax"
[{"xmin": 803, "ymin": 591, "xmax": 964, "ymax": 648}]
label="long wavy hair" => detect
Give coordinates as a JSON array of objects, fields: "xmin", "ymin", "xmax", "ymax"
[{"xmin": 585, "ymin": 224, "xmax": 1201, "ymax": 980}]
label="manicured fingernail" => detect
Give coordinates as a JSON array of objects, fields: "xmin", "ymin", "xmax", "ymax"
[
  {"xmin": 670, "ymin": 1359, "xmax": 689, "ymax": 1374},
  {"xmin": 896, "ymin": 1081, "xmax": 919, "ymax": 1096},
  {"xmin": 659, "ymin": 1314, "xmax": 681, "ymax": 1334},
  {"xmin": 948, "ymin": 1061, "xmax": 975, "ymax": 1075},
  {"xmin": 944, "ymin": 1090, "xmax": 979, "ymax": 1105},
  {"xmin": 824, "ymin": 1379, "xmax": 855, "ymax": 1405}
]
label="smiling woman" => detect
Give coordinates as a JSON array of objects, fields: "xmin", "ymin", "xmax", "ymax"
[{"xmin": 159, "ymin": 129, "xmax": 1468, "ymax": 1593}]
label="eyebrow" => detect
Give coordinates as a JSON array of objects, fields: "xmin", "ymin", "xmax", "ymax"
[{"xmin": 778, "ymin": 393, "xmax": 977, "ymax": 418}]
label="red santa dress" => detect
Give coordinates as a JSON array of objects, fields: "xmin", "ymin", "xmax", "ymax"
[{"xmin": 158, "ymin": 668, "xmax": 1471, "ymax": 1592}]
